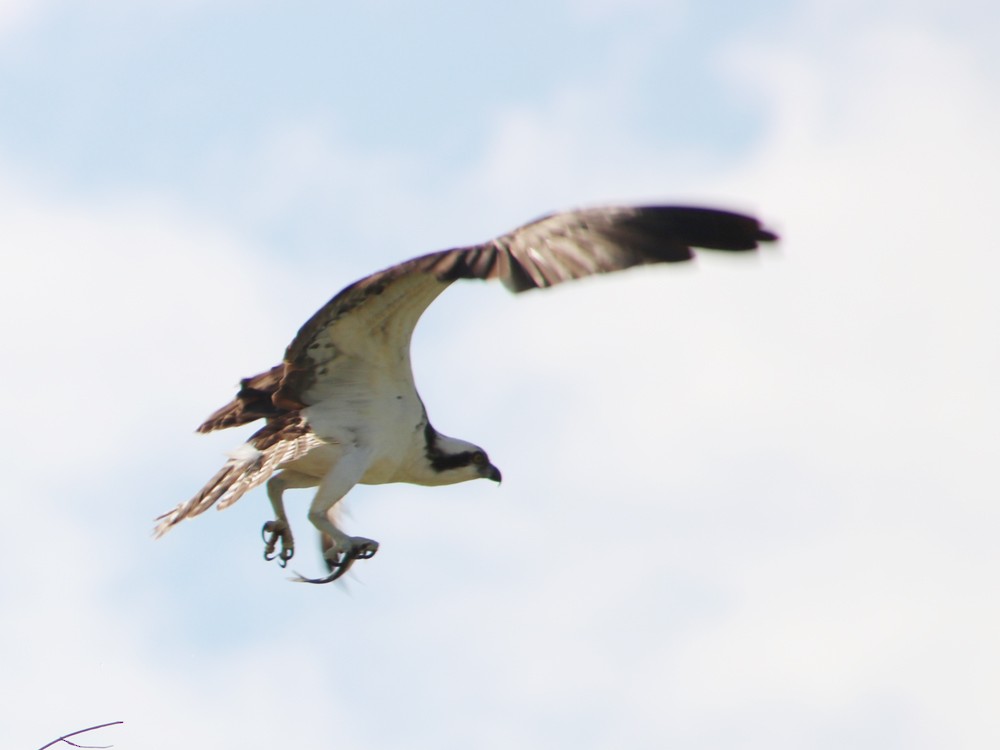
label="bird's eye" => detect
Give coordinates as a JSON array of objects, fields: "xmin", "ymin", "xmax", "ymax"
[{"xmin": 471, "ymin": 451, "xmax": 486, "ymax": 465}]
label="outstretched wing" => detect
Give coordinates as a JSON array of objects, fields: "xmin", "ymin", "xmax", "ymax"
[
  {"xmin": 163, "ymin": 205, "xmax": 775, "ymax": 533},
  {"xmin": 423, "ymin": 204, "xmax": 775, "ymax": 292},
  {"xmin": 273, "ymin": 205, "xmax": 777, "ymax": 408},
  {"xmin": 196, "ymin": 206, "xmax": 776, "ymax": 424}
]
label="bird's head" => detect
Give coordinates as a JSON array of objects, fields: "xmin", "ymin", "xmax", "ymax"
[{"xmin": 423, "ymin": 428, "xmax": 502, "ymax": 486}]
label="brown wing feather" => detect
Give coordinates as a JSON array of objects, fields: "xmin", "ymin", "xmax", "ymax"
[
  {"xmin": 429, "ymin": 204, "xmax": 776, "ymax": 291},
  {"xmin": 197, "ymin": 364, "xmax": 285, "ymax": 433},
  {"xmin": 198, "ymin": 205, "xmax": 777, "ymax": 421},
  {"xmin": 272, "ymin": 205, "xmax": 776, "ymax": 407},
  {"xmin": 155, "ymin": 414, "xmax": 320, "ymax": 536},
  {"xmin": 165, "ymin": 204, "xmax": 775, "ymax": 535}
]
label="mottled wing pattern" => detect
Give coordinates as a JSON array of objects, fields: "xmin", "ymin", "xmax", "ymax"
[
  {"xmin": 274, "ymin": 205, "xmax": 777, "ymax": 407},
  {"xmin": 276, "ymin": 272, "xmax": 454, "ymax": 408},
  {"xmin": 154, "ymin": 414, "xmax": 322, "ymax": 537}
]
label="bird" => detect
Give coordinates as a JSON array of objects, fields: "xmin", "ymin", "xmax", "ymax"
[{"xmin": 155, "ymin": 204, "xmax": 777, "ymax": 583}]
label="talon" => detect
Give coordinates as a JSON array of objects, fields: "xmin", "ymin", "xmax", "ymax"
[
  {"xmin": 345, "ymin": 537, "xmax": 379, "ymax": 561},
  {"xmin": 261, "ymin": 520, "xmax": 294, "ymax": 565}
]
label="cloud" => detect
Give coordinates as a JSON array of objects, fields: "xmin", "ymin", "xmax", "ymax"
[
  {"xmin": 0, "ymin": 170, "xmax": 293, "ymax": 473},
  {"xmin": 1, "ymin": 3, "xmax": 999, "ymax": 749},
  {"xmin": 393, "ymin": 13, "xmax": 1000, "ymax": 748},
  {"xmin": 0, "ymin": 163, "xmax": 328, "ymax": 748}
]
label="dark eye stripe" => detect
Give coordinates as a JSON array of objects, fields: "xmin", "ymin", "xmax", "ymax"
[
  {"xmin": 429, "ymin": 451, "xmax": 475, "ymax": 472},
  {"xmin": 424, "ymin": 423, "xmax": 487, "ymax": 473}
]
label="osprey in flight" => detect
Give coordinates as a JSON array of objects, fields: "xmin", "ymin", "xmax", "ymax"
[{"xmin": 156, "ymin": 205, "xmax": 777, "ymax": 583}]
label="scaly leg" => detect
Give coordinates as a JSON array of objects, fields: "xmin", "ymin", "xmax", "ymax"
[
  {"xmin": 262, "ymin": 470, "xmax": 317, "ymax": 567},
  {"xmin": 291, "ymin": 446, "xmax": 378, "ymax": 584}
]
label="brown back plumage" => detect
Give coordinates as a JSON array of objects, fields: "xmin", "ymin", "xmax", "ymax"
[{"xmin": 197, "ymin": 364, "xmax": 286, "ymax": 433}]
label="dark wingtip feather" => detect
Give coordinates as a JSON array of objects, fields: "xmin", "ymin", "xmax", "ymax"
[{"xmin": 625, "ymin": 206, "xmax": 779, "ymax": 253}]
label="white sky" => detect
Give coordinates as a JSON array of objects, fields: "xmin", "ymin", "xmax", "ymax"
[{"xmin": 1, "ymin": 1, "xmax": 998, "ymax": 748}]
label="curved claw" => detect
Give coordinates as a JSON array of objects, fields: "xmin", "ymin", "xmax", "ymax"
[{"xmin": 261, "ymin": 520, "xmax": 294, "ymax": 567}]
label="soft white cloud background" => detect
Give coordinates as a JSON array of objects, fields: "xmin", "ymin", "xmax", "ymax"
[{"xmin": 1, "ymin": 1, "xmax": 998, "ymax": 748}]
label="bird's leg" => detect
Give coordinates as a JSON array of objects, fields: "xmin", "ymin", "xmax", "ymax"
[
  {"xmin": 261, "ymin": 472, "xmax": 308, "ymax": 567},
  {"xmin": 290, "ymin": 447, "xmax": 379, "ymax": 584}
]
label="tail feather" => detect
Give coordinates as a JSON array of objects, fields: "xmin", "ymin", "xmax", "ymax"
[{"xmin": 154, "ymin": 430, "xmax": 321, "ymax": 537}]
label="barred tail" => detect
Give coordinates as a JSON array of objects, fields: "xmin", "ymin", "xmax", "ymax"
[{"xmin": 154, "ymin": 431, "xmax": 321, "ymax": 537}]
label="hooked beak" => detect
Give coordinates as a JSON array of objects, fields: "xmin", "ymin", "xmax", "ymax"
[{"xmin": 484, "ymin": 463, "xmax": 502, "ymax": 484}]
